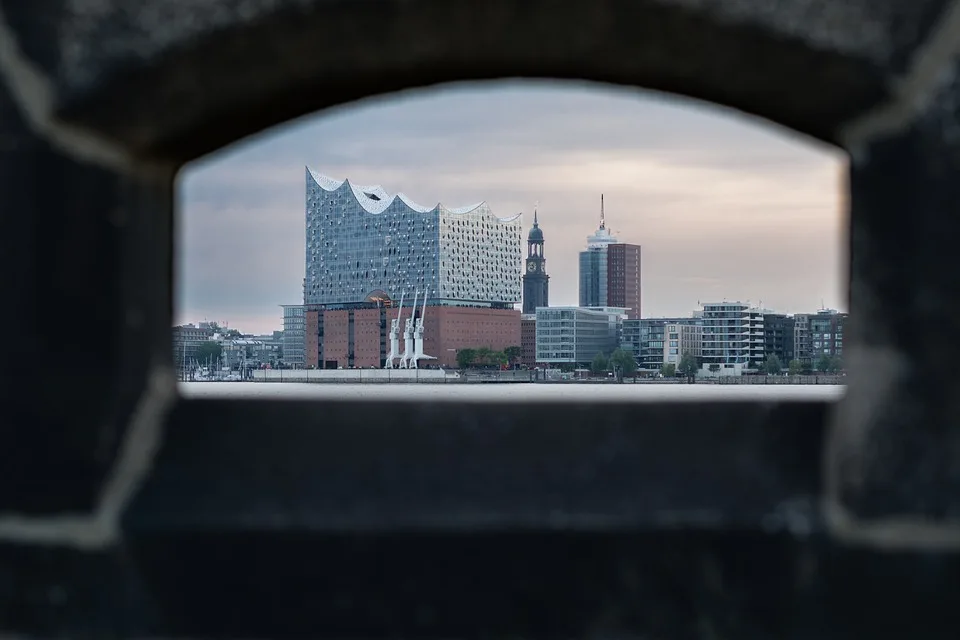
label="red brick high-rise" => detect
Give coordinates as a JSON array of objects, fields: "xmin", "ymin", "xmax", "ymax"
[{"xmin": 606, "ymin": 243, "xmax": 642, "ymax": 320}]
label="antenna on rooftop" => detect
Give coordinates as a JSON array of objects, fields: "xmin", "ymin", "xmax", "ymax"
[{"xmin": 600, "ymin": 194, "xmax": 606, "ymax": 230}]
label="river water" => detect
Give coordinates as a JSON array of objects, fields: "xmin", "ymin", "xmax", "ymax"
[{"xmin": 179, "ymin": 382, "xmax": 845, "ymax": 402}]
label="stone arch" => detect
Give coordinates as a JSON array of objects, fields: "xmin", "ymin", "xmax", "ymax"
[
  {"xmin": 4, "ymin": 1, "xmax": 960, "ymax": 638},
  {"xmin": 54, "ymin": 0, "xmax": 905, "ymax": 164}
]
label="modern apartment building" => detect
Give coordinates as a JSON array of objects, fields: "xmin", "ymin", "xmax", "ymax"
[
  {"xmin": 763, "ymin": 314, "xmax": 796, "ymax": 365},
  {"xmin": 700, "ymin": 302, "xmax": 766, "ymax": 374},
  {"xmin": 535, "ymin": 306, "xmax": 626, "ymax": 366},
  {"xmin": 663, "ymin": 320, "xmax": 703, "ymax": 368},
  {"xmin": 621, "ymin": 317, "xmax": 700, "ymax": 371},
  {"xmin": 794, "ymin": 313, "xmax": 812, "ymax": 364},
  {"xmin": 810, "ymin": 310, "xmax": 846, "ymax": 360}
]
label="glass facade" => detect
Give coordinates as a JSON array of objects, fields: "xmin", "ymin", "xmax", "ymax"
[
  {"xmin": 535, "ymin": 306, "xmax": 623, "ymax": 364},
  {"xmin": 281, "ymin": 305, "xmax": 305, "ymax": 367},
  {"xmin": 305, "ymin": 168, "xmax": 522, "ymax": 306},
  {"xmin": 578, "ymin": 249, "xmax": 607, "ymax": 307}
]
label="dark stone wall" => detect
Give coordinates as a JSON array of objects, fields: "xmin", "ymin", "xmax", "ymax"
[{"xmin": 2, "ymin": 0, "xmax": 959, "ymax": 637}]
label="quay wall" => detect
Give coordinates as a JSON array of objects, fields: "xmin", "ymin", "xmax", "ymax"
[{"xmin": 251, "ymin": 369, "xmax": 459, "ymax": 383}]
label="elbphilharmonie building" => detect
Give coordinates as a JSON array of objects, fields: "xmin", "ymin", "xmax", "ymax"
[{"xmin": 304, "ymin": 167, "xmax": 523, "ymax": 307}]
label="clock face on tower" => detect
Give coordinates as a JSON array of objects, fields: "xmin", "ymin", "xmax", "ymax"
[{"xmin": 527, "ymin": 262, "xmax": 537, "ymax": 273}]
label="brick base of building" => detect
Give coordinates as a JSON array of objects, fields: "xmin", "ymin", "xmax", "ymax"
[{"xmin": 306, "ymin": 306, "xmax": 521, "ymax": 369}]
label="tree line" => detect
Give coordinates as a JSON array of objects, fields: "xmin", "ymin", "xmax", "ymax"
[
  {"xmin": 658, "ymin": 353, "xmax": 844, "ymax": 378},
  {"xmin": 456, "ymin": 346, "xmax": 522, "ymax": 370},
  {"xmin": 590, "ymin": 348, "xmax": 639, "ymax": 381}
]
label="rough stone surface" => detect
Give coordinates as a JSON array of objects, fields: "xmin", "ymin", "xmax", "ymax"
[
  {"xmin": 0, "ymin": 81, "xmax": 171, "ymax": 517},
  {"xmin": 828, "ymin": 57, "xmax": 960, "ymax": 536},
  {"xmin": 125, "ymin": 400, "xmax": 826, "ymax": 532},
  {"xmin": 2, "ymin": 0, "xmax": 960, "ymax": 637}
]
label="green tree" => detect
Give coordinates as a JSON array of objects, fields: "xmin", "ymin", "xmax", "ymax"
[
  {"xmin": 475, "ymin": 346, "xmax": 493, "ymax": 367},
  {"xmin": 816, "ymin": 354, "xmax": 832, "ymax": 372},
  {"xmin": 764, "ymin": 354, "xmax": 783, "ymax": 375},
  {"xmin": 504, "ymin": 345, "xmax": 522, "ymax": 366},
  {"xmin": 788, "ymin": 359, "xmax": 802, "ymax": 375},
  {"xmin": 492, "ymin": 350, "xmax": 508, "ymax": 367},
  {"xmin": 456, "ymin": 348, "xmax": 476, "ymax": 370},
  {"xmin": 591, "ymin": 352, "xmax": 609, "ymax": 374},
  {"xmin": 609, "ymin": 348, "xmax": 637, "ymax": 379},
  {"xmin": 660, "ymin": 363, "xmax": 677, "ymax": 377},
  {"xmin": 195, "ymin": 340, "xmax": 222, "ymax": 365},
  {"xmin": 678, "ymin": 352, "xmax": 699, "ymax": 379},
  {"xmin": 828, "ymin": 355, "xmax": 843, "ymax": 373}
]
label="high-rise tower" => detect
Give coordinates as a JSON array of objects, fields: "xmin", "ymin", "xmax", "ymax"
[
  {"xmin": 522, "ymin": 206, "xmax": 549, "ymax": 314},
  {"xmin": 578, "ymin": 194, "xmax": 642, "ymax": 319}
]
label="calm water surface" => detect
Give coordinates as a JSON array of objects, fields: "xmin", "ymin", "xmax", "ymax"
[{"xmin": 180, "ymin": 382, "xmax": 844, "ymax": 402}]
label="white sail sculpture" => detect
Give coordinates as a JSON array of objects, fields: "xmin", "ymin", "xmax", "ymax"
[
  {"xmin": 410, "ymin": 290, "xmax": 436, "ymax": 369},
  {"xmin": 383, "ymin": 291, "xmax": 405, "ymax": 369},
  {"xmin": 399, "ymin": 290, "xmax": 418, "ymax": 369}
]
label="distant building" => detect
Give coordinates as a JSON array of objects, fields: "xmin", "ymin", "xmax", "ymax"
[
  {"xmin": 281, "ymin": 305, "xmax": 305, "ymax": 367},
  {"xmin": 305, "ymin": 303, "xmax": 520, "ymax": 369},
  {"xmin": 810, "ymin": 310, "xmax": 846, "ymax": 361},
  {"xmin": 301, "ymin": 169, "xmax": 525, "ymax": 368},
  {"xmin": 521, "ymin": 314, "xmax": 537, "ymax": 367},
  {"xmin": 221, "ymin": 339, "xmax": 279, "ymax": 370},
  {"xmin": 579, "ymin": 249, "xmax": 608, "ymax": 307},
  {"xmin": 621, "ymin": 317, "xmax": 700, "ymax": 372},
  {"xmin": 304, "ymin": 168, "xmax": 522, "ymax": 308},
  {"xmin": 255, "ymin": 332, "xmax": 284, "ymax": 365},
  {"xmin": 172, "ymin": 323, "xmax": 214, "ymax": 371},
  {"xmin": 700, "ymin": 302, "xmax": 767, "ymax": 375},
  {"xmin": 522, "ymin": 208, "xmax": 549, "ymax": 314},
  {"xmin": 663, "ymin": 320, "xmax": 703, "ymax": 369},
  {"xmin": 763, "ymin": 314, "xmax": 796, "ymax": 365},
  {"xmin": 606, "ymin": 243, "xmax": 642, "ymax": 320},
  {"xmin": 578, "ymin": 195, "xmax": 641, "ymax": 319},
  {"xmin": 535, "ymin": 306, "xmax": 626, "ymax": 366},
  {"xmin": 794, "ymin": 313, "xmax": 813, "ymax": 364}
]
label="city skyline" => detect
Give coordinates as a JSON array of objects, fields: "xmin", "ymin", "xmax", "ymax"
[{"xmin": 176, "ymin": 79, "xmax": 846, "ymax": 334}]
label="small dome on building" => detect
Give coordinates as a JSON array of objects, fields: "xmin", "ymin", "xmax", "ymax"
[{"xmin": 528, "ymin": 208, "xmax": 543, "ymax": 242}]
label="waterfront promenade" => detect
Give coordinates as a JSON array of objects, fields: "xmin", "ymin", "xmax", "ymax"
[{"xmin": 243, "ymin": 369, "xmax": 845, "ymax": 385}]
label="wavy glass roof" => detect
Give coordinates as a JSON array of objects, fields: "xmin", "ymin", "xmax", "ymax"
[{"xmin": 306, "ymin": 167, "xmax": 521, "ymax": 221}]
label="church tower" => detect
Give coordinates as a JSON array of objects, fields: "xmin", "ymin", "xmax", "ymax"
[{"xmin": 522, "ymin": 206, "xmax": 549, "ymax": 314}]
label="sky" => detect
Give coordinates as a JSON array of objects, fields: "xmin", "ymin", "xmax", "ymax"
[{"xmin": 176, "ymin": 79, "xmax": 847, "ymax": 335}]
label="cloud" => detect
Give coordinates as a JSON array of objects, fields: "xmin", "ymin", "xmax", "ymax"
[{"xmin": 176, "ymin": 80, "xmax": 845, "ymax": 334}]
